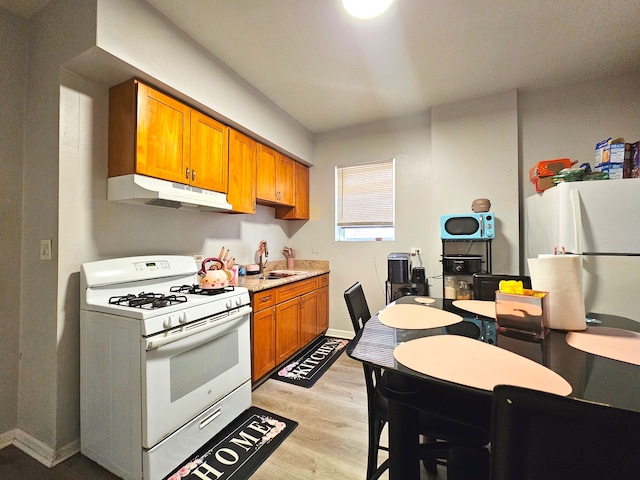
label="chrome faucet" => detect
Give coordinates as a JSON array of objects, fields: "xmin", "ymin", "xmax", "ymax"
[{"xmin": 258, "ymin": 240, "xmax": 269, "ymax": 275}]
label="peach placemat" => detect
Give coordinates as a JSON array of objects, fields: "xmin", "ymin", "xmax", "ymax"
[
  {"xmin": 414, "ymin": 297, "xmax": 435, "ymax": 304},
  {"xmin": 452, "ymin": 300, "xmax": 496, "ymax": 319},
  {"xmin": 394, "ymin": 335, "xmax": 572, "ymax": 395},
  {"xmin": 378, "ymin": 304, "xmax": 462, "ymax": 330},
  {"xmin": 566, "ymin": 327, "xmax": 640, "ymax": 366}
]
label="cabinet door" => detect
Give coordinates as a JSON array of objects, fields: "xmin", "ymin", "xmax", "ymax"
[
  {"xmin": 190, "ymin": 110, "xmax": 228, "ymax": 192},
  {"xmin": 316, "ymin": 285, "xmax": 329, "ymax": 335},
  {"xmin": 227, "ymin": 129, "xmax": 257, "ymax": 213},
  {"xmin": 276, "ymin": 153, "xmax": 295, "ymax": 206},
  {"xmin": 275, "ymin": 298, "xmax": 300, "ymax": 363},
  {"xmin": 276, "ymin": 161, "xmax": 309, "ymax": 220},
  {"xmin": 252, "ymin": 307, "xmax": 276, "ymax": 382},
  {"xmin": 136, "ymin": 82, "xmax": 190, "ymax": 183},
  {"xmin": 300, "ymin": 291, "xmax": 319, "ymax": 346},
  {"xmin": 256, "ymin": 143, "xmax": 278, "ymax": 202}
]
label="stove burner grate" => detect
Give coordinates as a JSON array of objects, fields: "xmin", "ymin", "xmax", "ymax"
[
  {"xmin": 170, "ymin": 285, "xmax": 236, "ymax": 296},
  {"xmin": 109, "ymin": 292, "xmax": 188, "ymax": 310}
]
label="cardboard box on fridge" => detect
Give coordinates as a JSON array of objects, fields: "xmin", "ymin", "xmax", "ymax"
[
  {"xmin": 625, "ymin": 141, "xmax": 639, "ymax": 178},
  {"xmin": 595, "ymin": 137, "xmax": 624, "ymax": 165},
  {"xmin": 594, "ymin": 162, "xmax": 623, "ymax": 179},
  {"xmin": 532, "ymin": 175, "xmax": 556, "ymax": 193}
]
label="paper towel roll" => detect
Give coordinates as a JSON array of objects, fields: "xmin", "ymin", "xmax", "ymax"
[{"xmin": 527, "ymin": 254, "xmax": 586, "ymax": 331}]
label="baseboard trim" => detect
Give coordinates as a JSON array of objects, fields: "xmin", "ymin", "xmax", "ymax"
[
  {"xmin": 11, "ymin": 429, "xmax": 80, "ymax": 468},
  {"xmin": 0, "ymin": 429, "xmax": 16, "ymax": 449},
  {"xmin": 326, "ymin": 328, "xmax": 353, "ymax": 339}
]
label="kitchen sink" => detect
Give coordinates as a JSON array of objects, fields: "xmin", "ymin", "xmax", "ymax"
[{"xmin": 267, "ymin": 270, "xmax": 306, "ymax": 279}]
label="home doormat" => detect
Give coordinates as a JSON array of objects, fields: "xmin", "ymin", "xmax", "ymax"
[
  {"xmin": 270, "ymin": 336, "xmax": 350, "ymax": 388},
  {"xmin": 163, "ymin": 406, "xmax": 297, "ymax": 480}
]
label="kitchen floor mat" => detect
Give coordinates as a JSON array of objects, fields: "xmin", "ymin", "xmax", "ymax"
[
  {"xmin": 163, "ymin": 406, "xmax": 297, "ymax": 480},
  {"xmin": 270, "ymin": 336, "xmax": 350, "ymax": 388}
]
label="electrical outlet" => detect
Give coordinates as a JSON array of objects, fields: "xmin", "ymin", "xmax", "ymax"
[
  {"xmin": 40, "ymin": 239, "xmax": 52, "ymax": 260},
  {"xmin": 410, "ymin": 247, "xmax": 422, "ymax": 256},
  {"xmin": 192, "ymin": 254, "xmax": 204, "ymax": 263}
]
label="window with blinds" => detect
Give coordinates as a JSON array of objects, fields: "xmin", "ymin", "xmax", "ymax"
[{"xmin": 335, "ymin": 159, "xmax": 395, "ymax": 241}]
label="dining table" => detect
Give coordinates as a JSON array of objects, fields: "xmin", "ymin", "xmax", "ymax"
[{"xmin": 346, "ymin": 295, "xmax": 640, "ymax": 480}]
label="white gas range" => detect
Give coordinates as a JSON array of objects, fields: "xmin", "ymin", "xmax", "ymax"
[{"xmin": 80, "ymin": 255, "xmax": 252, "ymax": 480}]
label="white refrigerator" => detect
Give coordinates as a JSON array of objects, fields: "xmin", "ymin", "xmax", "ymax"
[{"xmin": 525, "ymin": 179, "xmax": 640, "ymax": 322}]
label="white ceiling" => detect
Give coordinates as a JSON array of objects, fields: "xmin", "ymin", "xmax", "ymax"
[{"xmin": 4, "ymin": 0, "xmax": 640, "ymax": 133}]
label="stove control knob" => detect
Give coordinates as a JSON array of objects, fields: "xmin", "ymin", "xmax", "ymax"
[
  {"xmin": 226, "ymin": 299, "xmax": 233, "ymax": 310},
  {"xmin": 163, "ymin": 316, "xmax": 174, "ymax": 329},
  {"xmin": 179, "ymin": 312, "xmax": 188, "ymax": 324}
]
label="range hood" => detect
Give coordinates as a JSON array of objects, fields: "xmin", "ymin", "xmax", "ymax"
[{"xmin": 107, "ymin": 174, "xmax": 232, "ymax": 212}]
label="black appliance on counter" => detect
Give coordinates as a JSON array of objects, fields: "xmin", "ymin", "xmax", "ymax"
[
  {"xmin": 387, "ymin": 252, "xmax": 411, "ymax": 283},
  {"xmin": 386, "ymin": 254, "xmax": 429, "ymax": 303}
]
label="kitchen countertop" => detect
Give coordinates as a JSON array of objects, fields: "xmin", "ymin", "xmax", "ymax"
[{"xmin": 235, "ymin": 260, "xmax": 329, "ymax": 293}]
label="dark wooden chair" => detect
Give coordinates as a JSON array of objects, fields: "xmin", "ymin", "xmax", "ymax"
[
  {"xmin": 491, "ymin": 384, "xmax": 640, "ymax": 480},
  {"xmin": 344, "ymin": 282, "xmax": 489, "ymax": 479}
]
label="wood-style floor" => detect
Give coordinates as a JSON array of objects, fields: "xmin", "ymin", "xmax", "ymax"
[{"xmin": 0, "ymin": 353, "xmax": 441, "ymax": 479}]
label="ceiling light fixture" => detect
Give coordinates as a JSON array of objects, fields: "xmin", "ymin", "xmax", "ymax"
[{"xmin": 342, "ymin": 0, "xmax": 394, "ymax": 19}]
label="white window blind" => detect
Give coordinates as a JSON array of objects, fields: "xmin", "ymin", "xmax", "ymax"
[{"xmin": 336, "ymin": 159, "xmax": 395, "ymax": 227}]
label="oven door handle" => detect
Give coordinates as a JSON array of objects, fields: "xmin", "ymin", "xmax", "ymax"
[{"xmin": 145, "ymin": 305, "xmax": 252, "ymax": 351}]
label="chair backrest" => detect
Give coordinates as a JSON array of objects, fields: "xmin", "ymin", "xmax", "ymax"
[
  {"xmin": 491, "ymin": 385, "xmax": 640, "ymax": 480},
  {"xmin": 344, "ymin": 282, "xmax": 372, "ymax": 334},
  {"xmin": 472, "ymin": 273, "xmax": 532, "ymax": 301}
]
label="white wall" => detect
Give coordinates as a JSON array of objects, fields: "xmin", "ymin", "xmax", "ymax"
[
  {"xmin": 0, "ymin": 7, "xmax": 28, "ymax": 439},
  {"xmin": 519, "ymin": 71, "xmax": 640, "ymax": 198},
  {"xmin": 13, "ymin": 0, "xmax": 316, "ymax": 463},
  {"xmin": 430, "ymin": 91, "xmax": 519, "ymax": 278},
  {"xmin": 300, "ymin": 92, "xmax": 519, "ymax": 338},
  {"xmin": 90, "ymin": 0, "xmax": 314, "ymax": 164},
  {"xmin": 298, "ymin": 114, "xmax": 433, "ymax": 336},
  {"xmin": 7, "ymin": 0, "xmax": 640, "ymax": 464}
]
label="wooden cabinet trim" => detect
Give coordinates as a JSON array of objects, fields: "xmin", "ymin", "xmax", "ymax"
[
  {"xmin": 252, "ymin": 289, "xmax": 276, "ymax": 312},
  {"xmin": 275, "ymin": 277, "xmax": 319, "ymax": 304}
]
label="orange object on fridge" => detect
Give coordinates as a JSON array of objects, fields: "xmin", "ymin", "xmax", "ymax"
[{"xmin": 529, "ymin": 158, "xmax": 574, "ymax": 182}]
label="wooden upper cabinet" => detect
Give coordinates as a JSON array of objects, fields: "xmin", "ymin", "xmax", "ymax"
[
  {"xmin": 108, "ymin": 78, "xmax": 228, "ymax": 194},
  {"xmin": 190, "ymin": 110, "xmax": 228, "ymax": 193},
  {"xmin": 276, "ymin": 161, "xmax": 310, "ymax": 220},
  {"xmin": 256, "ymin": 144, "xmax": 294, "ymax": 206},
  {"xmin": 227, "ymin": 128, "xmax": 257, "ymax": 214},
  {"xmin": 135, "ymin": 82, "xmax": 190, "ymax": 183},
  {"xmin": 276, "ymin": 153, "xmax": 295, "ymax": 206}
]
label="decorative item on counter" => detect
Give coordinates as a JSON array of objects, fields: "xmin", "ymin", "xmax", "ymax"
[
  {"xmin": 257, "ymin": 240, "xmax": 269, "ymax": 274},
  {"xmin": 471, "ymin": 198, "xmax": 491, "ymax": 213},
  {"xmin": 495, "ymin": 284, "xmax": 549, "ymax": 339},
  {"xmin": 282, "ymin": 246, "xmax": 296, "ymax": 270},
  {"xmin": 198, "ymin": 257, "xmax": 230, "ymax": 289},
  {"xmin": 527, "ymin": 252, "xmax": 587, "ymax": 332},
  {"xmin": 246, "ymin": 264, "xmax": 260, "ymax": 276}
]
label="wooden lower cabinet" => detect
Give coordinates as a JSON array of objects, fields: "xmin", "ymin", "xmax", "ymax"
[
  {"xmin": 275, "ymin": 298, "xmax": 301, "ymax": 363},
  {"xmin": 299, "ymin": 290, "xmax": 319, "ymax": 346},
  {"xmin": 317, "ymin": 285, "xmax": 329, "ymax": 334},
  {"xmin": 252, "ymin": 307, "xmax": 276, "ymax": 380},
  {"xmin": 250, "ymin": 273, "xmax": 330, "ymax": 384}
]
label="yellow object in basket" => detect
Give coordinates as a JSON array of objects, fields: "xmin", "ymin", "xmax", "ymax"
[{"xmin": 499, "ymin": 280, "xmax": 524, "ymax": 295}]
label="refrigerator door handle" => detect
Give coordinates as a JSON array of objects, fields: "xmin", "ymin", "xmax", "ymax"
[{"xmin": 570, "ymin": 189, "xmax": 583, "ymax": 254}]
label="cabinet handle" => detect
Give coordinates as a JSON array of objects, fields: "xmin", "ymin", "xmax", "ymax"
[
  {"xmin": 186, "ymin": 167, "xmax": 190, "ymax": 180},
  {"xmin": 259, "ymin": 295, "xmax": 272, "ymax": 303},
  {"xmin": 276, "ymin": 191, "xmax": 281, "ymax": 201},
  {"xmin": 192, "ymin": 169, "xmax": 196, "ymax": 181}
]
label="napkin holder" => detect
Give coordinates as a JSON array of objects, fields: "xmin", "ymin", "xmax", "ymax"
[{"xmin": 495, "ymin": 289, "xmax": 549, "ymax": 339}]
